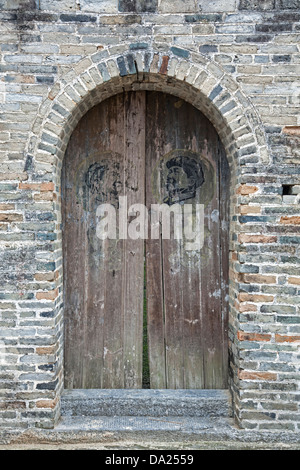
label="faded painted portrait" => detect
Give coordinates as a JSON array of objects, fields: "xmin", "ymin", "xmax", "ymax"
[
  {"xmin": 151, "ymin": 149, "xmax": 215, "ymax": 207},
  {"xmin": 74, "ymin": 152, "xmax": 123, "ymax": 268},
  {"xmin": 85, "ymin": 162, "xmax": 108, "ymax": 203},
  {"xmin": 164, "ymin": 155, "xmax": 205, "ymax": 205},
  {"xmin": 75, "ymin": 151, "xmax": 123, "ymax": 211},
  {"xmin": 84, "ymin": 161, "xmax": 122, "ymax": 210},
  {"xmin": 149, "ymin": 149, "xmax": 217, "ymax": 270}
]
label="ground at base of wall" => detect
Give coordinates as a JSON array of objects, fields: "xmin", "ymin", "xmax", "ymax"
[
  {"xmin": 0, "ymin": 439, "xmax": 300, "ymax": 450},
  {"xmin": 1, "ymin": 422, "xmax": 300, "ymax": 450}
]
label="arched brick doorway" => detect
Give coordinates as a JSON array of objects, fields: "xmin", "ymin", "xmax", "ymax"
[{"xmin": 26, "ymin": 45, "xmax": 267, "ymax": 428}]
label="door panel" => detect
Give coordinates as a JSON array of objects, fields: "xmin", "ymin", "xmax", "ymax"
[
  {"xmin": 145, "ymin": 92, "xmax": 229, "ymax": 389},
  {"xmin": 62, "ymin": 91, "xmax": 229, "ymax": 390},
  {"xmin": 63, "ymin": 92, "xmax": 145, "ymax": 389}
]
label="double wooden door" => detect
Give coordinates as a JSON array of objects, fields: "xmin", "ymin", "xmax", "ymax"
[{"xmin": 62, "ymin": 91, "xmax": 229, "ymax": 390}]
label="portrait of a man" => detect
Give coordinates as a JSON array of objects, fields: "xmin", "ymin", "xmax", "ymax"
[{"xmin": 163, "ymin": 155, "xmax": 205, "ymax": 205}]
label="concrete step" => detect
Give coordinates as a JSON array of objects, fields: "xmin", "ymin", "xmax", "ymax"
[
  {"xmin": 3, "ymin": 417, "xmax": 300, "ymax": 449},
  {"xmin": 3, "ymin": 414, "xmax": 300, "ymax": 449},
  {"xmin": 61, "ymin": 389, "xmax": 232, "ymax": 418},
  {"xmin": 56, "ymin": 415, "xmax": 235, "ymax": 435}
]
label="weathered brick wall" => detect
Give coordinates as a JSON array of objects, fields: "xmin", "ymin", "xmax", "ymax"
[{"xmin": 0, "ymin": 0, "xmax": 299, "ymax": 432}]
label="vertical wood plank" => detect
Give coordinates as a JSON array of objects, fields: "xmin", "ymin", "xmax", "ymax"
[
  {"xmin": 145, "ymin": 93, "xmax": 167, "ymax": 389},
  {"xmin": 199, "ymin": 139, "xmax": 222, "ymax": 389},
  {"xmin": 123, "ymin": 91, "xmax": 146, "ymax": 388},
  {"xmin": 162, "ymin": 93, "xmax": 204, "ymax": 389},
  {"xmin": 101, "ymin": 94, "xmax": 126, "ymax": 388}
]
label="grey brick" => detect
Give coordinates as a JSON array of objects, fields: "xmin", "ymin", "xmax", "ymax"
[
  {"xmin": 119, "ymin": 0, "xmax": 157, "ymax": 12},
  {"xmin": 277, "ymin": 0, "xmax": 300, "ymax": 8},
  {"xmin": 60, "ymin": 14, "xmax": 97, "ymax": 23},
  {"xmin": 239, "ymin": 0, "xmax": 276, "ymax": 10}
]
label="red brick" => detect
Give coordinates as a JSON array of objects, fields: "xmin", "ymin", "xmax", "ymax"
[
  {"xmin": 36, "ymin": 346, "xmax": 56, "ymax": 355},
  {"xmin": 239, "ymin": 234, "xmax": 277, "ymax": 244},
  {"xmin": 280, "ymin": 216, "xmax": 300, "ymax": 225},
  {"xmin": 283, "ymin": 126, "xmax": 300, "ymax": 136},
  {"xmin": 239, "ymin": 205, "xmax": 261, "ymax": 214},
  {"xmin": 288, "ymin": 277, "xmax": 300, "ymax": 285},
  {"xmin": 242, "ymin": 274, "xmax": 276, "ymax": 284},
  {"xmin": 238, "ymin": 293, "xmax": 274, "ymax": 303},
  {"xmin": 159, "ymin": 55, "xmax": 169, "ymax": 75},
  {"xmin": 238, "ymin": 370, "xmax": 277, "ymax": 381},
  {"xmin": 36, "ymin": 288, "xmax": 58, "ymax": 301},
  {"xmin": 40, "ymin": 182, "xmax": 55, "ymax": 192},
  {"xmin": 0, "ymin": 213, "xmax": 23, "ymax": 222},
  {"xmin": 275, "ymin": 334, "xmax": 300, "ymax": 343},
  {"xmin": 237, "ymin": 185, "xmax": 258, "ymax": 195},
  {"xmin": 19, "ymin": 182, "xmax": 55, "ymax": 191},
  {"xmin": 238, "ymin": 331, "xmax": 271, "ymax": 342},
  {"xmin": 238, "ymin": 303, "xmax": 257, "ymax": 313},
  {"xmin": 36, "ymin": 398, "xmax": 58, "ymax": 409},
  {"xmin": 19, "ymin": 182, "xmax": 40, "ymax": 190},
  {"xmin": 0, "ymin": 204, "xmax": 15, "ymax": 210}
]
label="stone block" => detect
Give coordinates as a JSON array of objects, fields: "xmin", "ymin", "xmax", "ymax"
[
  {"xmin": 61, "ymin": 389, "xmax": 232, "ymax": 418},
  {"xmin": 158, "ymin": 0, "xmax": 197, "ymax": 13},
  {"xmin": 39, "ymin": 0, "xmax": 75, "ymax": 11},
  {"xmin": 238, "ymin": 0, "xmax": 275, "ymax": 9},
  {"xmin": 79, "ymin": 0, "xmax": 118, "ymax": 13},
  {"xmin": 199, "ymin": 0, "xmax": 237, "ymax": 12},
  {"xmin": 277, "ymin": 0, "xmax": 300, "ymax": 8},
  {"xmin": 119, "ymin": 0, "xmax": 157, "ymax": 12},
  {"xmin": 0, "ymin": 0, "xmax": 37, "ymax": 8},
  {"xmin": 170, "ymin": 46, "xmax": 190, "ymax": 58},
  {"xmin": 60, "ymin": 13, "xmax": 97, "ymax": 22}
]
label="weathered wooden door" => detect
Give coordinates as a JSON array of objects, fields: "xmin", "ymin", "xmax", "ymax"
[
  {"xmin": 145, "ymin": 92, "xmax": 229, "ymax": 389},
  {"xmin": 62, "ymin": 91, "xmax": 229, "ymax": 390},
  {"xmin": 62, "ymin": 92, "xmax": 146, "ymax": 389}
]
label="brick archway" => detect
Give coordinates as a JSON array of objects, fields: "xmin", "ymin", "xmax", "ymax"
[
  {"xmin": 24, "ymin": 45, "xmax": 268, "ymax": 429},
  {"xmin": 28, "ymin": 46, "xmax": 268, "ymax": 173}
]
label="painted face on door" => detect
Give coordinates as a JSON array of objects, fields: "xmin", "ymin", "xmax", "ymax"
[
  {"xmin": 85, "ymin": 163, "xmax": 107, "ymax": 202},
  {"xmin": 79, "ymin": 156, "xmax": 122, "ymax": 210},
  {"xmin": 164, "ymin": 155, "xmax": 205, "ymax": 205}
]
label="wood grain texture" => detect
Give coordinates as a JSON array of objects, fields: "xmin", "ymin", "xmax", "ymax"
[
  {"xmin": 63, "ymin": 92, "xmax": 145, "ymax": 389},
  {"xmin": 145, "ymin": 92, "xmax": 229, "ymax": 389},
  {"xmin": 62, "ymin": 91, "xmax": 229, "ymax": 390}
]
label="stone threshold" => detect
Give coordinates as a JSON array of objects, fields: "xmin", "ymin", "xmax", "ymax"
[
  {"xmin": 1, "ymin": 418, "xmax": 300, "ymax": 449},
  {"xmin": 60, "ymin": 388, "xmax": 233, "ymax": 418},
  {"xmin": 1, "ymin": 389, "xmax": 300, "ymax": 448}
]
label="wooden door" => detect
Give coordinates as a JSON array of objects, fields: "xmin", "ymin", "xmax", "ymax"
[
  {"xmin": 62, "ymin": 91, "xmax": 229, "ymax": 390},
  {"xmin": 145, "ymin": 92, "xmax": 229, "ymax": 389},
  {"xmin": 62, "ymin": 92, "xmax": 146, "ymax": 389}
]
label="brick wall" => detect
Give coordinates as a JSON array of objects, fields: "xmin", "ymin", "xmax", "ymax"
[{"xmin": 0, "ymin": 0, "xmax": 299, "ymax": 432}]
